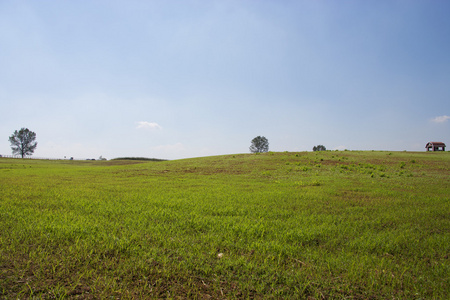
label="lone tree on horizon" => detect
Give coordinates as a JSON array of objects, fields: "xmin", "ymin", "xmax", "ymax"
[
  {"xmin": 313, "ymin": 145, "xmax": 326, "ymax": 151},
  {"xmin": 250, "ymin": 136, "xmax": 269, "ymax": 153},
  {"xmin": 9, "ymin": 128, "xmax": 38, "ymax": 158}
]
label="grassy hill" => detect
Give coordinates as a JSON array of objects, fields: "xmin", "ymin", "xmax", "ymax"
[{"xmin": 0, "ymin": 151, "xmax": 449, "ymax": 299}]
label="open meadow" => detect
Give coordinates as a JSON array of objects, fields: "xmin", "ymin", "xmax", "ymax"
[{"xmin": 0, "ymin": 151, "xmax": 449, "ymax": 299}]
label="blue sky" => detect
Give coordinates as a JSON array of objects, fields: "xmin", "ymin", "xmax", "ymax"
[{"xmin": 1, "ymin": 0, "xmax": 449, "ymax": 159}]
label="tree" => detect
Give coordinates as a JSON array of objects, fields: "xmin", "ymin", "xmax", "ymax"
[
  {"xmin": 250, "ymin": 136, "xmax": 269, "ymax": 153},
  {"xmin": 313, "ymin": 145, "xmax": 326, "ymax": 151},
  {"xmin": 9, "ymin": 128, "xmax": 38, "ymax": 158}
]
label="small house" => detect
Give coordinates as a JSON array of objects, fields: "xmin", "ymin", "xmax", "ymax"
[{"xmin": 425, "ymin": 142, "xmax": 446, "ymax": 151}]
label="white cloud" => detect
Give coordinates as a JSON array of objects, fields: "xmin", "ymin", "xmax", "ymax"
[
  {"xmin": 332, "ymin": 145, "xmax": 347, "ymax": 151},
  {"xmin": 431, "ymin": 115, "xmax": 450, "ymax": 123},
  {"xmin": 136, "ymin": 121, "xmax": 162, "ymax": 130}
]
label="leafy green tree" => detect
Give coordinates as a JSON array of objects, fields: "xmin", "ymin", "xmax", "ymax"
[
  {"xmin": 250, "ymin": 136, "xmax": 269, "ymax": 153},
  {"xmin": 9, "ymin": 128, "xmax": 38, "ymax": 158},
  {"xmin": 313, "ymin": 145, "xmax": 326, "ymax": 151}
]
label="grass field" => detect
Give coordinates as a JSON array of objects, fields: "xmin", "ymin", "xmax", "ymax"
[{"xmin": 0, "ymin": 151, "xmax": 449, "ymax": 299}]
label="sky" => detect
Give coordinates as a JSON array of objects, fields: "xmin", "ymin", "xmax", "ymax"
[{"xmin": 1, "ymin": 0, "xmax": 449, "ymax": 160}]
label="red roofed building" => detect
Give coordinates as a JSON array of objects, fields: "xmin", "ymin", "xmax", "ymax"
[{"xmin": 425, "ymin": 142, "xmax": 446, "ymax": 151}]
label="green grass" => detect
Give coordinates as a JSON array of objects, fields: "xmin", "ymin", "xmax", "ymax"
[{"xmin": 0, "ymin": 151, "xmax": 449, "ymax": 299}]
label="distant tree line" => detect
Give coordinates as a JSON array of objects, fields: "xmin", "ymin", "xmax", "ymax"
[
  {"xmin": 249, "ymin": 136, "xmax": 328, "ymax": 153},
  {"xmin": 7, "ymin": 129, "xmax": 329, "ymax": 160},
  {"xmin": 313, "ymin": 145, "xmax": 326, "ymax": 151},
  {"xmin": 112, "ymin": 157, "xmax": 168, "ymax": 161}
]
